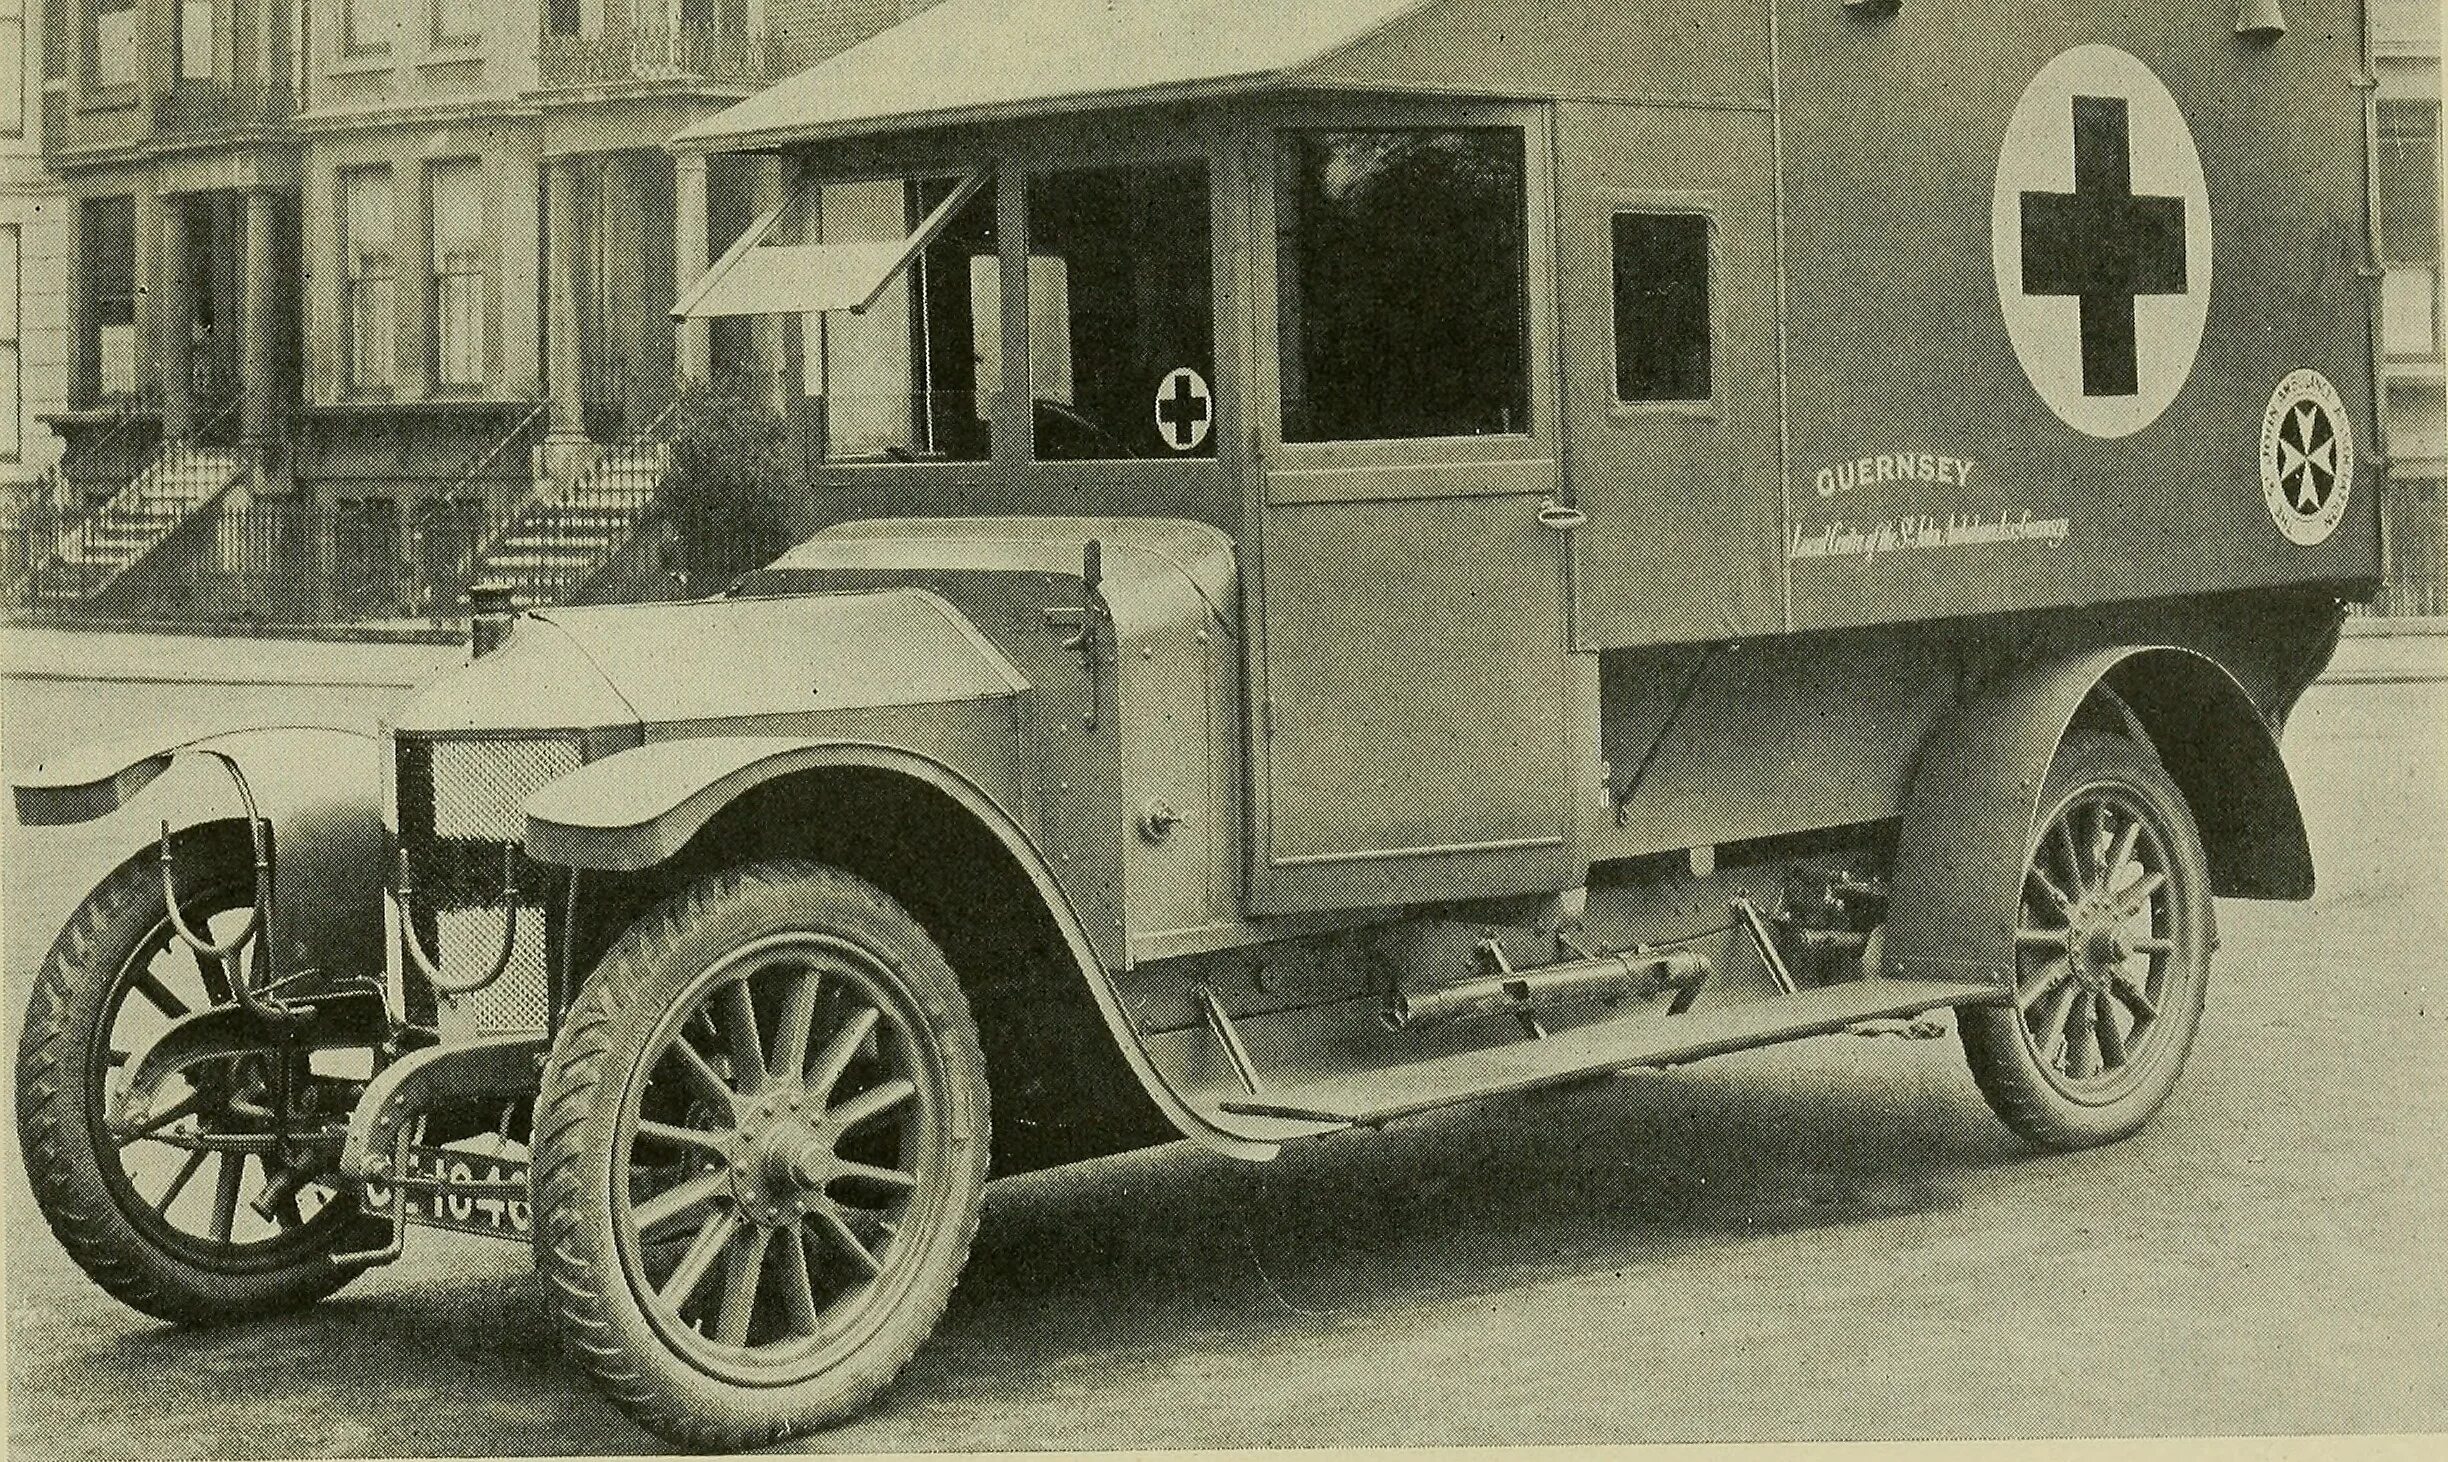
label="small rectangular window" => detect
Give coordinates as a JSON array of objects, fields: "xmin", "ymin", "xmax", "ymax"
[
  {"xmin": 546, "ymin": 0, "xmax": 584, "ymax": 39},
  {"xmin": 1611, "ymin": 213, "xmax": 1712, "ymax": 403},
  {"xmin": 180, "ymin": 0, "xmax": 215, "ymax": 81},
  {"xmin": 2378, "ymin": 101, "xmax": 2442, "ymax": 362},
  {"xmin": 1277, "ymin": 128, "xmax": 1529, "ymax": 443},
  {"xmin": 0, "ymin": 0, "xmax": 24, "ymax": 137},
  {"xmin": 344, "ymin": 0, "xmax": 397, "ymax": 52},
  {"xmin": 1026, "ymin": 160, "xmax": 1214, "ymax": 460},
  {"xmin": 432, "ymin": 0, "xmax": 479, "ymax": 46},
  {"xmin": 430, "ymin": 158, "xmax": 488, "ymax": 387},
  {"xmin": 342, "ymin": 167, "xmax": 397, "ymax": 394}
]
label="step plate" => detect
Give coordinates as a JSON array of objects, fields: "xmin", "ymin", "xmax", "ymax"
[{"xmin": 1220, "ymin": 979, "xmax": 2002, "ymax": 1127}]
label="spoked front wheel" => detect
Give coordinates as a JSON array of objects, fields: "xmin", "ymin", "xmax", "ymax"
[
  {"xmin": 14, "ymin": 826, "xmax": 375, "ymax": 1324},
  {"xmin": 1961, "ymin": 731, "xmax": 2214, "ymax": 1149},
  {"xmin": 534, "ymin": 861, "xmax": 989, "ymax": 1449}
]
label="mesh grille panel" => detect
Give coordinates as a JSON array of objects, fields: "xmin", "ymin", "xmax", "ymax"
[
  {"xmin": 434, "ymin": 908, "xmax": 553, "ymax": 1033},
  {"xmin": 396, "ymin": 734, "xmax": 582, "ymax": 1035},
  {"xmin": 431, "ymin": 739, "xmax": 581, "ymax": 841}
]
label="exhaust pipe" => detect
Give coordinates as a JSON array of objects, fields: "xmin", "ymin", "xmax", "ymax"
[{"xmin": 1384, "ymin": 942, "xmax": 1712, "ymax": 1032}]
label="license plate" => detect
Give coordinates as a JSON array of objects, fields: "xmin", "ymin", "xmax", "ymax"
[{"xmin": 401, "ymin": 1145, "xmax": 532, "ymax": 1238}]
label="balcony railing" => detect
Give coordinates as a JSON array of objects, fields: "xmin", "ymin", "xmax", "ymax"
[{"xmin": 540, "ymin": 21, "xmax": 773, "ymax": 89}]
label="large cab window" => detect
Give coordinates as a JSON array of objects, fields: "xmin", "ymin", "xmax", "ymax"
[
  {"xmin": 1276, "ymin": 128, "xmax": 1529, "ymax": 443},
  {"xmin": 1025, "ymin": 160, "xmax": 1215, "ymax": 460}
]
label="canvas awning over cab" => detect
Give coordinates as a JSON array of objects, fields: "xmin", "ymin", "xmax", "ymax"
[{"xmin": 669, "ymin": 0, "xmax": 1442, "ymax": 154}]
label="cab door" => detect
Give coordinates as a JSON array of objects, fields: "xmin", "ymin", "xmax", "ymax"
[{"xmin": 1245, "ymin": 105, "xmax": 1586, "ymax": 917}]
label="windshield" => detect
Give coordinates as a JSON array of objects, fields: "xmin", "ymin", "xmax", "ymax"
[
  {"xmin": 693, "ymin": 157, "xmax": 1220, "ymax": 466},
  {"xmin": 808, "ymin": 175, "xmax": 997, "ymax": 463}
]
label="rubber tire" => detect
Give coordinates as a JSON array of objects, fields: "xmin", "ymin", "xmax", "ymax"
[
  {"xmin": 1959, "ymin": 731, "xmax": 2214, "ymax": 1150},
  {"xmin": 14, "ymin": 829, "xmax": 365, "ymax": 1325},
  {"xmin": 533, "ymin": 861, "xmax": 990, "ymax": 1450}
]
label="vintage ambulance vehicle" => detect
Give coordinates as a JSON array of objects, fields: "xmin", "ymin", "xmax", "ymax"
[{"xmin": 13, "ymin": 0, "xmax": 2385, "ymax": 1445}]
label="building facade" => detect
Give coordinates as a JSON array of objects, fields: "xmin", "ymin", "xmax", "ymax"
[
  {"xmin": 33, "ymin": 0, "xmax": 933, "ymax": 612},
  {"xmin": 2, "ymin": 0, "xmax": 70, "ymax": 504},
  {"xmin": 2372, "ymin": 0, "xmax": 2445, "ymax": 611}
]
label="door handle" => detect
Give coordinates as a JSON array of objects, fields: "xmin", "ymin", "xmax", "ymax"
[{"xmin": 1538, "ymin": 499, "xmax": 1587, "ymax": 531}]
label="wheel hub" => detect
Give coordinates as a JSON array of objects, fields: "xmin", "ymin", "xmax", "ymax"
[
  {"xmin": 2065, "ymin": 897, "xmax": 2128, "ymax": 990},
  {"xmin": 725, "ymin": 1085, "xmax": 840, "ymax": 1229}
]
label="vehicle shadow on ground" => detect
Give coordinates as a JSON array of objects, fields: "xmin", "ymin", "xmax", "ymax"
[{"xmin": 15, "ymin": 1041, "xmax": 2030, "ymax": 1459}]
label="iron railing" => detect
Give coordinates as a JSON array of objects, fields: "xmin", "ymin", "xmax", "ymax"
[
  {"xmin": 50, "ymin": 399, "xmax": 161, "ymax": 512},
  {"xmin": 539, "ymin": 21, "xmax": 772, "ymax": 89},
  {"xmin": 403, "ymin": 402, "xmax": 552, "ymax": 618},
  {"xmin": 5, "ymin": 496, "xmax": 442, "ymax": 625},
  {"xmin": 11, "ymin": 403, "xmax": 249, "ymax": 606},
  {"xmin": 465, "ymin": 398, "xmax": 685, "ymax": 610}
]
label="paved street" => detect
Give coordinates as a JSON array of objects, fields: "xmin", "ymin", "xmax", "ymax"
[{"xmin": 3, "ymin": 628, "xmax": 2445, "ymax": 1457}]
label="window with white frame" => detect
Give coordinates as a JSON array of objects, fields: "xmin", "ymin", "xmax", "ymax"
[
  {"xmin": 0, "ymin": 225, "xmax": 21, "ymax": 462},
  {"xmin": 2379, "ymin": 100, "xmax": 2443, "ymax": 363},
  {"xmin": 343, "ymin": 168, "xmax": 398, "ymax": 393},
  {"xmin": 0, "ymin": 0, "xmax": 24, "ymax": 138},
  {"xmin": 181, "ymin": 0, "xmax": 217, "ymax": 81},
  {"xmin": 81, "ymin": 197, "xmax": 138, "ymax": 400},
  {"xmin": 430, "ymin": 158, "xmax": 489, "ymax": 387},
  {"xmin": 94, "ymin": 0, "xmax": 140, "ymax": 89}
]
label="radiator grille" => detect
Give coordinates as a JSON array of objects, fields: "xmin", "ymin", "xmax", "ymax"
[{"xmin": 395, "ymin": 735, "xmax": 580, "ymax": 1034}]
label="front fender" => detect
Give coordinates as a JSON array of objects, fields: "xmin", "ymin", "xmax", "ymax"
[
  {"xmin": 521, "ymin": 736, "xmax": 1279, "ymax": 1162},
  {"xmin": 14, "ymin": 724, "xmax": 387, "ymax": 985},
  {"xmin": 523, "ymin": 736, "xmax": 990, "ymax": 873}
]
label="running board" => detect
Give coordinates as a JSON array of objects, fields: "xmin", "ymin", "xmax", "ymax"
[{"xmin": 1219, "ymin": 979, "xmax": 2000, "ymax": 1128}]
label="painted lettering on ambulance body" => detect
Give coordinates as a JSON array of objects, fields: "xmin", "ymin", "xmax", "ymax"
[
  {"xmin": 1815, "ymin": 453, "xmax": 1979, "ymax": 498},
  {"xmin": 1788, "ymin": 510, "xmax": 2071, "ymax": 563}
]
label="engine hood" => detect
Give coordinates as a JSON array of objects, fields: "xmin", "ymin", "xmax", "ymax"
[
  {"xmin": 392, "ymin": 587, "xmax": 1032, "ymax": 736},
  {"xmin": 389, "ymin": 613, "xmax": 641, "ymax": 737}
]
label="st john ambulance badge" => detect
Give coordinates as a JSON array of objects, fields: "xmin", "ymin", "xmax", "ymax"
[{"xmin": 2261, "ymin": 369, "xmax": 2354, "ymax": 547}]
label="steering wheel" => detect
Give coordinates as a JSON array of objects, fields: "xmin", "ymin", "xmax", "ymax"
[{"xmin": 1034, "ymin": 398, "xmax": 1138, "ymax": 460}]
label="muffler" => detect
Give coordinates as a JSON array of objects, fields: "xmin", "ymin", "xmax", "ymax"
[{"xmin": 1383, "ymin": 941, "xmax": 1712, "ymax": 1033}]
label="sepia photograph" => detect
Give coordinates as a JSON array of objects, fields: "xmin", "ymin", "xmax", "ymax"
[{"xmin": 1, "ymin": 0, "xmax": 2443, "ymax": 1455}]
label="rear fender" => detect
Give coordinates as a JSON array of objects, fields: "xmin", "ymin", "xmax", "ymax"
[
  {"xmin": 14, "ymin": 724, "xmax": 388, "ymax": 986},
  {"xmin": 521, "ymin": 736, "xmax": 1277, "ymax": 1161},
  {"xmin": 1884, "ymin": 646, "xmax": 2311, "ymax": 988}
]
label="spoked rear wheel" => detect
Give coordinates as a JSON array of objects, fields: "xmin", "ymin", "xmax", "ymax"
[
  {"xmin": 15, "ymin": 827, "xmax": 372, "ymax": 1324},
  {"xmin": 1961, "ymin": 731, "xmax": 2214, "ymax": 1149},
  {"xmin": 535, "ymin": 862, "xmax": 988, "ymax": 1449}
]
